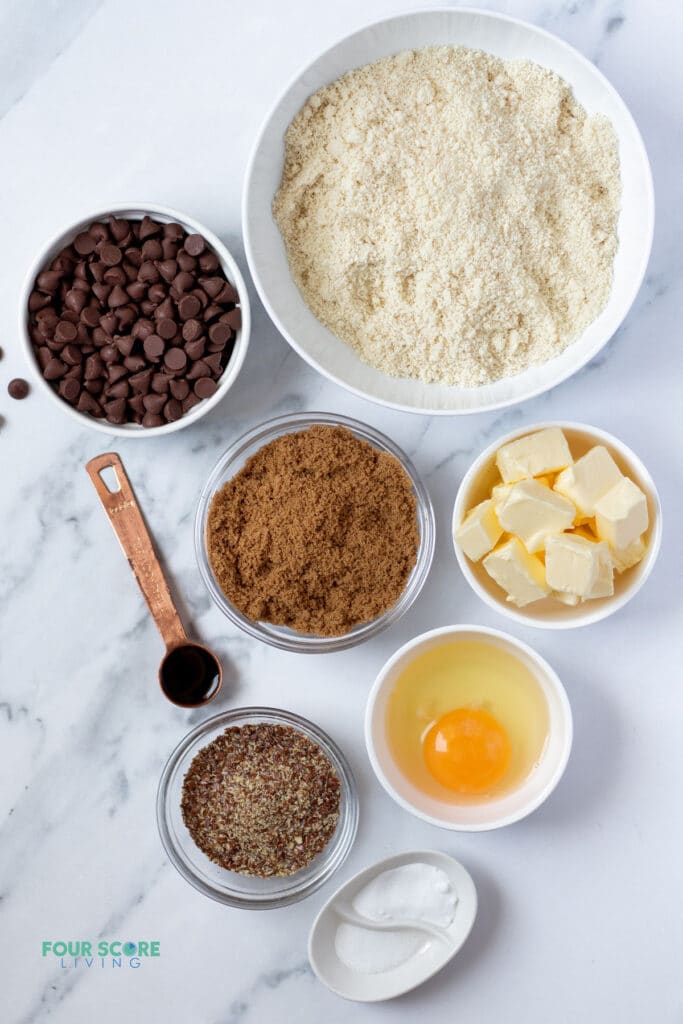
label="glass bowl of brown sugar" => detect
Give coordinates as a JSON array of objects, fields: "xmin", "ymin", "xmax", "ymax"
[
  {"xmin": 194, "ymin": 412, "xmax": 435, "ymax": 652},
  {"xmin": 157, "ymin": 706, "xmax": 359, "ymax": 909}
]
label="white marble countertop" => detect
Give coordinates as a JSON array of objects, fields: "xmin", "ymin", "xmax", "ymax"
[{"xmin": 1, "ymin": 0, "xmax": 681, "ymax": 1021}]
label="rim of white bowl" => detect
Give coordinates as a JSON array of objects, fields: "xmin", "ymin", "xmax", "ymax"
[
  {"xmin": 365, "ymin": 624, "xmax": 573, "ymax": 831},
  {"xmin": 19, "ymin": 202, "xmax": 251, "ymax": 437},
  {"xmin": 242, "ymin": 6, "xmax": 655, "ymax": 416},
  {"xmin": 452, "ymin": 421, "xmax": 663, "ymax": 629}
]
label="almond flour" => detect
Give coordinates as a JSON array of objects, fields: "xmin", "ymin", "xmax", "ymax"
[{"xmin": 273, "ymin": 46, "xmax": 621, "ymax": 387}]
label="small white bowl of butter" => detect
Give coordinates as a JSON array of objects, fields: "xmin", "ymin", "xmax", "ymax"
[{"xmin": 452, "ymin": 422, "xmax": 662, "ymax": 629}]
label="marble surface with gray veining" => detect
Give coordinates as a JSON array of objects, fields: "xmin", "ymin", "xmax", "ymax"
[{"xmin": 1, "ymin": 1, "xmax": 681, "ymax": 1021}]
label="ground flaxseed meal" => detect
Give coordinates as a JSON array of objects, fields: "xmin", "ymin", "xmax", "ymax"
[
  {"xmin": 206, "ymin": 425, "xmax": 419, "ymax": 636},
  {"xmin": 181, "ymin": 723, "xmax": 340, "ymax": 877}
]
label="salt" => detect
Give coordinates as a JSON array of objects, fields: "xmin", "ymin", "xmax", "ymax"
[{"xmin": 334, "ymin": 862, "xmax": 458, "ymax": 975}]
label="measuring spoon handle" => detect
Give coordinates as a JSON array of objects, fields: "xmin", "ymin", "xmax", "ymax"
[{"xmin": 85, "ymin": 452, "xmax": 187, "ymax": 650}]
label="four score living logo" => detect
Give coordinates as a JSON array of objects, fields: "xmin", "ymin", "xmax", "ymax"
[{"xmin": 42, "ymin": 939, "xmax": 161, "ymax": 970}]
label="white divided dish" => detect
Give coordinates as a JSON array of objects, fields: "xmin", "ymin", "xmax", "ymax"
[
  {"xmin": 243, "ymin": 8, "xmax": 654, "ymax": 415},
  {"xmin": 308, "ymin": 850, "xmax": 477, "ymax": 1002}
]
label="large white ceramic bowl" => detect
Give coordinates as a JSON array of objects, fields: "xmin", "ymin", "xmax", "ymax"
[
  {"xmin": 243, "ymin": 8, "xmax": 654, "ymax": 415},
  {"xmin": 452, "ymin": 422, "xmax": 662, "ymax": 629},
  {"xmin": 20, "ymin": 203, "xmax": 250, "ymax": 438},
  {"xmin": 365, "ymin": 625, "xmax": 572, "ymax": 831}
]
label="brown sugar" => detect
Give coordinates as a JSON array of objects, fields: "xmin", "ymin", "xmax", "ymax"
[{"xmin": 206, "ymin": 425, "xmax": 419, "ymax": 636}]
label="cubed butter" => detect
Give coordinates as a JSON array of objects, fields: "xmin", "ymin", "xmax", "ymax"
[
  {"xmin": 586, "ymin": 544, "xmax": 615, "ymax": 599},
  {"xmin": 553, "ymin": 445, "xmax": 623, "ymax": 517},
  {"xmin": 455, "ymin": 499, "xmax": 502, "ymax": 561},
  {"xmin": 491, "ymin": 481, "xmax": 514, "ymax": 510},
  {"xmin": 594, "ymin": 477, "xmax": 649, "ymax": 550},
  {"xmin": 496, "ymin": 428, "xmax": 573, "ymax": 483},
  {"xmin": 497, "ymin": 479, "xmax": 576, "ymax": 554},
  {"xmin": 611, "ymin": 535, "xmax": 647, "ymax": 574},
  {"xmin": 483, "ymin": 537, "xmax": 550, "ymax": 607},
  {"xmin": 545, "ymin": 533, "xmax": 613, "ymax": 599},
  {"xmin": 552, "ymin": 590, "xmax": 581, "ymax": 606}
]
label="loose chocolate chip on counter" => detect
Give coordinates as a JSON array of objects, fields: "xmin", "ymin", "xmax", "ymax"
[{"xmin": 8, "ymin": 378, "xmax": 30, "ymax": 399}]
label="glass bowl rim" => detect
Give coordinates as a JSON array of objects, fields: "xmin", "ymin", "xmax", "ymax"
[
  {"xmin": 157, "ymin": 706, "xmax": 359, "ymax": 909},
  {"xmin": 194, "ymin": 411, "xmax": 435, "ymax": 652}
]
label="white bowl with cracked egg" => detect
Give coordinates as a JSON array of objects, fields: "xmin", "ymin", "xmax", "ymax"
[
  {"xmin": 243, "ymin": 8, "xmax": 654, "ymax": 415},
  {"xmin": 452, "ymin": 421, "xmax": 662, "ymax": 628}
]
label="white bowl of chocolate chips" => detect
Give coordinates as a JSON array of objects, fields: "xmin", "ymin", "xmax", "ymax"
[{"xmin": 20, "ymin": 203, "xmax": 250, "ymax": 437}]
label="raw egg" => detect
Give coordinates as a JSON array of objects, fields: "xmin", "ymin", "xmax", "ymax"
[{"xmin": 385, "ymin": 638, "xmax": 549, "ymax": 803}]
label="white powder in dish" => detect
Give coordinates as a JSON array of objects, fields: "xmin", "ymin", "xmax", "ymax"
[
  {"xmin": 273, "ymin": 46, "xmax": 621, "ymax": 387},
  {"xmin": 333, "ymin": 862, "xmax": 457, "ymax": 975}
]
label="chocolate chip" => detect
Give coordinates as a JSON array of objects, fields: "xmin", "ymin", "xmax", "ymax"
[
  {"xmin": 100, "ymin": 344, "xmax": 119, "ymax": 363},
  {"xmin": 128, "ymin": 394, "xmax": 145, "ymax": 417},
  {"xmin": 142, "ymin": 392, "xmax": 167, "ymax": 414},
  {"xmin": 108, "ymin": 364, "xmax": 128, "ymax": 384},
  {"xmin": 89, "ymin": 222, "xmax": 109, "ymax": 243},
  {"xmin": 44, "ymin": 358, "xmax": 68, "ymax": 380},
  {"xmin": 115, "ymin": 335, "xmax": 136, "ymax": 358},
  {"xmin": 104, "ymin": 266, "xmax": 127, "ymax": 286},
  {"xmin": 29, "ymin": 290, "xmax": 51, "ymax": 312},
  {"xmin": 187, "ymin": 358, "xmax": 209, "ymax": 380},
  {"xmin": 198, "ymin": 251, "xmax": 219, "ymax": 273},
  {"xmin": 138, "ymin": 261, "xmax": 159, "ymax": 284},
  {"xmin": 126, "ymin": 280, "xmax": 147, "ymax": 302},
  {"xmin": 157, "ymin": 318, "xmax": 177, "ymax": 341},
  {"xmin": 56, "ymin": 320, "xmax": 79, "ymax": 344},
  {"xmin": 108, "ymin": 285, "xmax": 129, "ymax": 308},
  {"xmin": 202, "ymin": 277, "xmax": 224, "ymax": 299},
  {"xmin": 169, "ymin": 378, "xmax": 190, "ymax": 401},
  {"xmin": 81, "ymin": 305, "xmax": 101, "ymax": 329},
  {"xmin": 105, "ymin": 378, "xmax": 129, "ymax": 399},
  {"xmin": 225, "ymin": 308, "xmax": 241, "ymax": 331},
  {"xmin": 157, "ymin": 259, "xmax": 178, "ymax": 283},
  {"xmin": 141, "ymin": 239, "xmax": 163, "ymax": 261},
  {"xmin": 182, "ymin": 319, "xmax": 203, "ymax": 344},
  {"xmin": 142, "ymin": 411, "xmax": 165, "ymax": 428},
  {"xmin": 129, "ymin": 368, "xmax": 153, "ymax": 393},
  {"xmin": 62, "ymin": 344, "xmax": 83, "ymax": 366},
  {"xmin": 194, "ymin": 377, "xmax": 218, "ymax": 399},
  {"xmin": 182, "ymin": 392, "xmax": 201, "ymax": 414},
  {"xmin": 203, "ymin": 352, "xmax": 223, "ymax": 375},
  {"xmin": 164, "ymin": 347, "xmax": 187, "ymax": 373},
  {"xmin": 109, "ymin": 216, "xmax": 130, "ymax": 243},
  {"xmin": 8, "ymin": 378, "xmax": 29, "ymax": 399},
  {"xmin": 209, "ymin": 322, "xmax": 232, "ymax": 347},
  {"xmin": 163, "ymin": 222, "xmax": 184, "ymax": 242},
  {"xmin": 99, "ymin": 313, "xmax": 118, "ymax": 336},
  {"xmin": 74, "ymin": 231, "xmax": 97, "ymax": 256},
  {"xmin": 101, "ymin": 244, "xmax": 122, "ymax": 267},
  {"xmin": 77, "ymin": 391, "xmax": 103, "ymax": 416},
  {"xmin": 124, "ymin": 354, "xmax": 147, "ymax": 373},
  {"xmin": 104, "ymin": 397, "xmax": 127, "ymax": 423},
  {"xmin": 65, "ymin": 289, "xmax": 87, "ymax": 314},
  {"xmin": 139, "ymin": 215, "xmax": 161, "ymax": 240},
  {"xmin": 184, "ymin": 234, "xmax": 206, "ymax": 257},
  {"xmin": 204, "ymin": 303, "xmax": 223, "ymax": 322},
  {"xmin": 85, "ymin": 354, "xmax": 105, "ymax": 379},
  {"xmin": 184, "ymin": 338, "xmax": 206, "ymax": 361},
  {"xmin": 163, "ymin": 398, "xmax": 183, "ymax": 421},
  {"xmin": 178, "ymin": 294, "xmax": 201, "ymax": 321},
  {"xmin": 151, "ymin": 373, "xmax": 171, "ymax": 394},
  {"xmin": 144, "ymin": 335, "xmax": 165, "ymax": 361},
  {"xmin": 177, "ymin": 251, "xmax": 197, "ymax": 273},
  {"xmin": 154, "ymin": 296, "xmax": 175, "ymax": 320},
  {"xmin": 59, "ymin": 377, "xmax": 81, "ymax": 403}
]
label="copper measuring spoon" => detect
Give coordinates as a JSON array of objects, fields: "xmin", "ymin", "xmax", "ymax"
[{"xmin": 86, "ymin": 452, "xmax": 222, "ymax": 708}]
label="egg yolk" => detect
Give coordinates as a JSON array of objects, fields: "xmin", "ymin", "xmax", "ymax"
[{"xmin": 423, "ymin": 708, "xmax": 512, "ymax": 794}]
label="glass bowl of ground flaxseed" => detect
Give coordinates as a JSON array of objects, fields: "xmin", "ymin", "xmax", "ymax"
[
  {"xmin": 194, "ymin": 411, "xmax": 435, "ymax": 653},
  {"xmin": 157, "ymin": 707, "xmax": 359, "ymax": 908}
]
